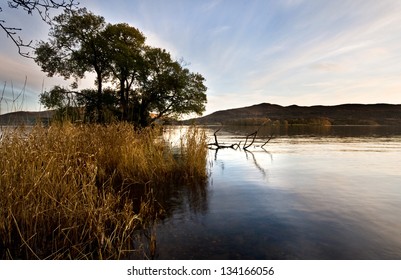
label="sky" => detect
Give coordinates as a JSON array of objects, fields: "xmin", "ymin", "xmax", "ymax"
[{"xmin": 1, "ymin": 0, "xmax": 401, "ymax": 116}]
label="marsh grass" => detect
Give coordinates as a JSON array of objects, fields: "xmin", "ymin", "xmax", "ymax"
[{"xmin": 0, "ymin": 123, "xmax": 207, "ymax": 259}]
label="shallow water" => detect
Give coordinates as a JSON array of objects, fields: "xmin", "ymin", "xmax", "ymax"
[{"xmin": 154, "ymin": 126, "xmax": 401, "ymax": 259}]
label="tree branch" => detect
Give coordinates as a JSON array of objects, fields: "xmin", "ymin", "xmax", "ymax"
[
  {"xmin": 243, "ymin": 131, "xmax": 257, "ymax": 150},
  {"xmin": 208, "ymin": 128, "xmax": 240, "ymax": 150},
  {"xmin": 1, "ymin": 0, "xmax": 79, "ymax": 58},
  {"xmin": 0, "ymin": 21, "xmax": 34, "ymax": 58},
  {"xmin": 8, "ymin": 0, "xmax": 79, "ymax": 23}
]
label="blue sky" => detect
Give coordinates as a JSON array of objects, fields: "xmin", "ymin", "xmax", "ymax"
[{"xmin": 1, "ymin": 0, "xmax": 401, "ymax": 116}]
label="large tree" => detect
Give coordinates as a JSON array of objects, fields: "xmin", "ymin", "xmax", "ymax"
[
  {"xmin": 35, "ymin": 8, "xmax": 110, "ymax": 122},
  {"xmin": 103, "ymin": 23, "xmax": 146, "ymax": 121},
  {"xmin": 134, "ymin": 47, "xmax": 207, "ymax": 127},
  {"xmin": 36, "ymin": 9, "xmax": 207, "ymax": 126}
]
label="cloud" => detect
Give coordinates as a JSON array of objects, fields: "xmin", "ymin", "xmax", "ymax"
[
  {"xmin": 247, "ymin": 0, "xmax": 401, "ymax": 98},
  {"xmin": 302, "ymin": 82, "xmax": 336, "ymax": 87},
  {"xmin": 309, "ymin": 62, "xmax": 345, "ymax": 72},
  {"xmin": 0, "ymin": 55, "xmax": 42, "ymax": 82},
  {"xmin": 3, "ymin": 0, "xmax": 401, "ymax": 115},
  {"xmin": 201, "ymin": 0, "xmax": 223, "ymax": 12},
  {"xmin": 210, "ymin": 25, "xmax": 231, "ymax": 36},
  {"xmin": 280, "ymin": 0, "xmax": 304, "ymax": 8}
]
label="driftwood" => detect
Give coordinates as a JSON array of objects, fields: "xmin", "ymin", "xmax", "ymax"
[
  {"xmin": 208, "ymin": 128, "xmax": 240, "ymax": 150},
  {"xmin": 261, "ymin": 134, "xmax": 274, "ymax": 148},
  {"xmin": 243, "ymin": 131, "xmax": 257, "ymax": 149},
  {"xmin": 208, "ymin": 126, "xmax": 274, "ymax": 150}
]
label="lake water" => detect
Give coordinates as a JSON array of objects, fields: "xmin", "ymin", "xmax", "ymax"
[
  {"xmin": 154, "ymin": 125, "xmax": 401, "ymax": 259},
  {"xmin": 2, "ymin": 124, "xmax": 401, "ymax": 259}
]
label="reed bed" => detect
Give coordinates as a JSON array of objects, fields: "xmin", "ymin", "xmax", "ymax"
[{"xmin": 0, "ymin": 123, "xmax": 207, "ymax": 259}]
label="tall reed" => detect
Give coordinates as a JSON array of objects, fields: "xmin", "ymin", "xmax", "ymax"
[{"xmin": 0, "ymin": 122, "xmax": 208, "ymax": 259}]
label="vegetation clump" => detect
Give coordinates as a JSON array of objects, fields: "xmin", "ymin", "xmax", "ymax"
[
  {"xmin": 35, "ymin": 8, "xmax": 207, "ymax": 127},
  {"xmin": 0, "ymin": 123, "xmax": 207, "ymax": 259}
]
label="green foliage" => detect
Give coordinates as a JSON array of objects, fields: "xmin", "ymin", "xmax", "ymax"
[
  {"xmin": 35, "ymin": 8, "xmax": 111, "ymax": 122},
  {"xmin": 39, "ymin": 86, "xmax": 82, "ymax": 122},
  {"xmin": 103, "ymin": 23, "xmax": 146, "ymax": 122},
  {"xmin": 39, "ymin": 86, "xmax": 66, "ymax": 109},
  {"xmin": 35, "ymin": 8, "xmax": 107, "ymax": 80},
  {"xmin": 35, "ymin": 9, "xmax": 207, "ymax": 126},
  {"xmin": 135, "ymin": 47, "xmax": 207, "ymax": 127}
]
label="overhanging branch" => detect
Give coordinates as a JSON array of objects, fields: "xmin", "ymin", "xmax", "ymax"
[
  {"xmin": 0, "ymin": 21, "xmax": 34, "ymax": 58},
  {"xmin": 1, "ymin": 0, "xmax": 79, "ymax": 58}
]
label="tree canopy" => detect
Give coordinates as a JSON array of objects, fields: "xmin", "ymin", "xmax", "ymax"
[{"xmin": 35, "ymin": 8, "xmax": 207, "ymax": 126}]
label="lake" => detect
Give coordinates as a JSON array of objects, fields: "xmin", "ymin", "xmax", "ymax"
[
  {"xmin": 153, "ymin": 125, "xmax": 401, "ymax": 259},
  {"xmin": 2, "ymin": 124, "xmax": 401, "ymax": 259}
]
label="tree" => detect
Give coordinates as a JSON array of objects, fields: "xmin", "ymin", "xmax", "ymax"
[
  {"xmin": 134, "ymin": 47, "xmax": 207, "ymax": 127},
  {"xmin": 0, "ymin": 0, "xmax": 78, "ymax": 58},
  {"xmin": 36, "ymin": 9, "xmax": 207, "ymax": 126},
  {"xmin": 35, "ymin": 8, "xmax": 110, "ymax": 122},
  {"xmin": 103, "ymin": 23, "xmax": 146, "ymax": 121},
  {"xmin": 39, "ymin": 85, "xmax": 82, "ymax": 121},
  {"xmin": 75, "ymin": 88, "xmax": 119, "ymax": 122}
]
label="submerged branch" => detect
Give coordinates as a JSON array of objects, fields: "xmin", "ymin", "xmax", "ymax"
[
  {"xmin": 208, "ymin": 127, "xmax": 239, "ymax": 150},
  {"xmin": 261, "ymin": 134, "xmax": 274, "ymax": 148},
  {"xmin": 243, "ymin": 131, "xmax": 257, "ymax": 150},
  {"xmin": 208, "ymin": 126, "xmax": 274, "ymax": 151}
]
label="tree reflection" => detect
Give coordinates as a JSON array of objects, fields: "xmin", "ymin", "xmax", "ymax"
[{"xmin": 244, "ymin": 149, "xmax": 273, "ymax": 179}]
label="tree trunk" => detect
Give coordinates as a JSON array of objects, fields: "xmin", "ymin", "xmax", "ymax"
[
  {"xmin": 119, "ymin": 78, "xmax": 128, "ymax": 121},
  {"xmin": 139, "ymin": 100, "xmax": 150, "ymax": 127},
  {"xmin": 96, "ymin": 71, "xmax": 104, "ymax": 123}
]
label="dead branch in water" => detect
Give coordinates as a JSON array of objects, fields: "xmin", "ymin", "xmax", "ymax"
[
  {"xmin": 208, "ymin": 126, "xmax": 274, "ymax": 150},
  {"xmin": 208, "ymin": 127, "xmax": 240, "ymax": 150},
  {"xmin": 243, "ymin": 131, "xmax": 257, "ymax": 150},
  {"xmin": 261, "ymin": 134, "xmax": 274, "ymax": 148},
  {"xmin": 243, "ymin": 120, "xmax": 275, "ymax": 150}
]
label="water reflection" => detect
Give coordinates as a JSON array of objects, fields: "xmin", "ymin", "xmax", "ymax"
[
  {"xmin": 219, "ymin": 124, "xmax": 401, "ymax": 138},
  {"xmin": 244, "ymin": 149, "xmax": 273, "ymax": 180},
  {"xmin": 129, "ymin": 177, "xmax": 209, "ymax": 259},
  {"xmin": 151, "ymin": 125, "xmax": 401, "ymax": 259}
]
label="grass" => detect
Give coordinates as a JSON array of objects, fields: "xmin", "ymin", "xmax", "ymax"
[{"xmin": 0, "ymin": 122, "xmax": 208, "ymax": 259}]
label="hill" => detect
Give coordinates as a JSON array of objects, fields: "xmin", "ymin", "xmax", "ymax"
[
  {"xmin": 188, "ymin": 103, "xmax": 401, "ymax": 125},
  {"xmin": 3, "ymin": 103, "xmax": 401, "ymax": 126},
  {"xmin": 0, "ymin": 110, "xmax": 55, "ymax": 125}
]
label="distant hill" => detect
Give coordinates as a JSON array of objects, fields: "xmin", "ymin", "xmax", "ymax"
[
  {"xmin": 3, "ymin": 104, "xmax": 401, "ymax": 126},
  {"xmin": 0, "ymin": 110, "xmax": 55, "ymax": 125},
  {"xmin": 188, "ymin": 103, "xmax": 401, "ymax": 125}
]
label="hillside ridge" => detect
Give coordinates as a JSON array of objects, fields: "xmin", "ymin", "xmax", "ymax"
[
  {"xmin": 0, "ymin": 110, "xmax": 55, "ymax": 125},
  {"xmin": 2, "ymin": 103, "xmax": 401, "ymax": 126},
  {"xmin": 189, "ymin": 103, "xmax": 401, "ymax": 125}
]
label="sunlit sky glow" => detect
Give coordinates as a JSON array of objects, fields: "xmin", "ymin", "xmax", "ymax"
[{"xmin": 1, "ymin": 0, "xmax": 401, "ymax": 116}]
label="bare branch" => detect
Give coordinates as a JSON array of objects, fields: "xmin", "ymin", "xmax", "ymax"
[
  {"xmin": 208, "ymin": 124, "xmax": 274, "ymax": 151},
  {"xmin": 243, "ymin": 131, "xmax": 257, "ymax": 150},
  {"xmin": 208, "ymin": 128, "xmax": 240, "ymax": 150},
  {"xmin": 0, "ymin": 21, "xmax": 34, "ymax": 58},
  {"xmin": 8, "ymin": 0, "xmax": 79, "ymax": 23},
  {"xmin": 261, "ymin": 134, "xmax": 274, "ymax": 148},
  {"xmin": 1, "ymin": 0, "xmax": 79, "ymax": 58}
]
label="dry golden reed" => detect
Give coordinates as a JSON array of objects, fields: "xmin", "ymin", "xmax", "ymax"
[{"xmin": 0, "ymin": 123, "xmax": 207, "ymax": 259}]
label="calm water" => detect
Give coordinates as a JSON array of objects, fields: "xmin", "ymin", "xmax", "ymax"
[
  {"xmin": 2, "ymin": 125, "xmax": 401, "ymax": 259},
  {"xmin": 154, "ymin": 125, "xmax": 401, "ymax": 259}
]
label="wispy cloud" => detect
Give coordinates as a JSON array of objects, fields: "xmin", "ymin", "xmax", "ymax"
[
  {"xmin": 2, "ymin": 0, "xmax": 401, "ymax": 115},
  {"xmin": 309, "ymin": 62, "xmax": 345, "ymax": 72},
  {"xmin": 201, "ymin": 0, "xmax": 223, "ymax": 12},
  {"xmin": 210, "ymin": 25, "xmax": 231, "ymax": 36},
  {"xmin": 244, "ymin": 0, "xmax": 401, "ymax": 106}
]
